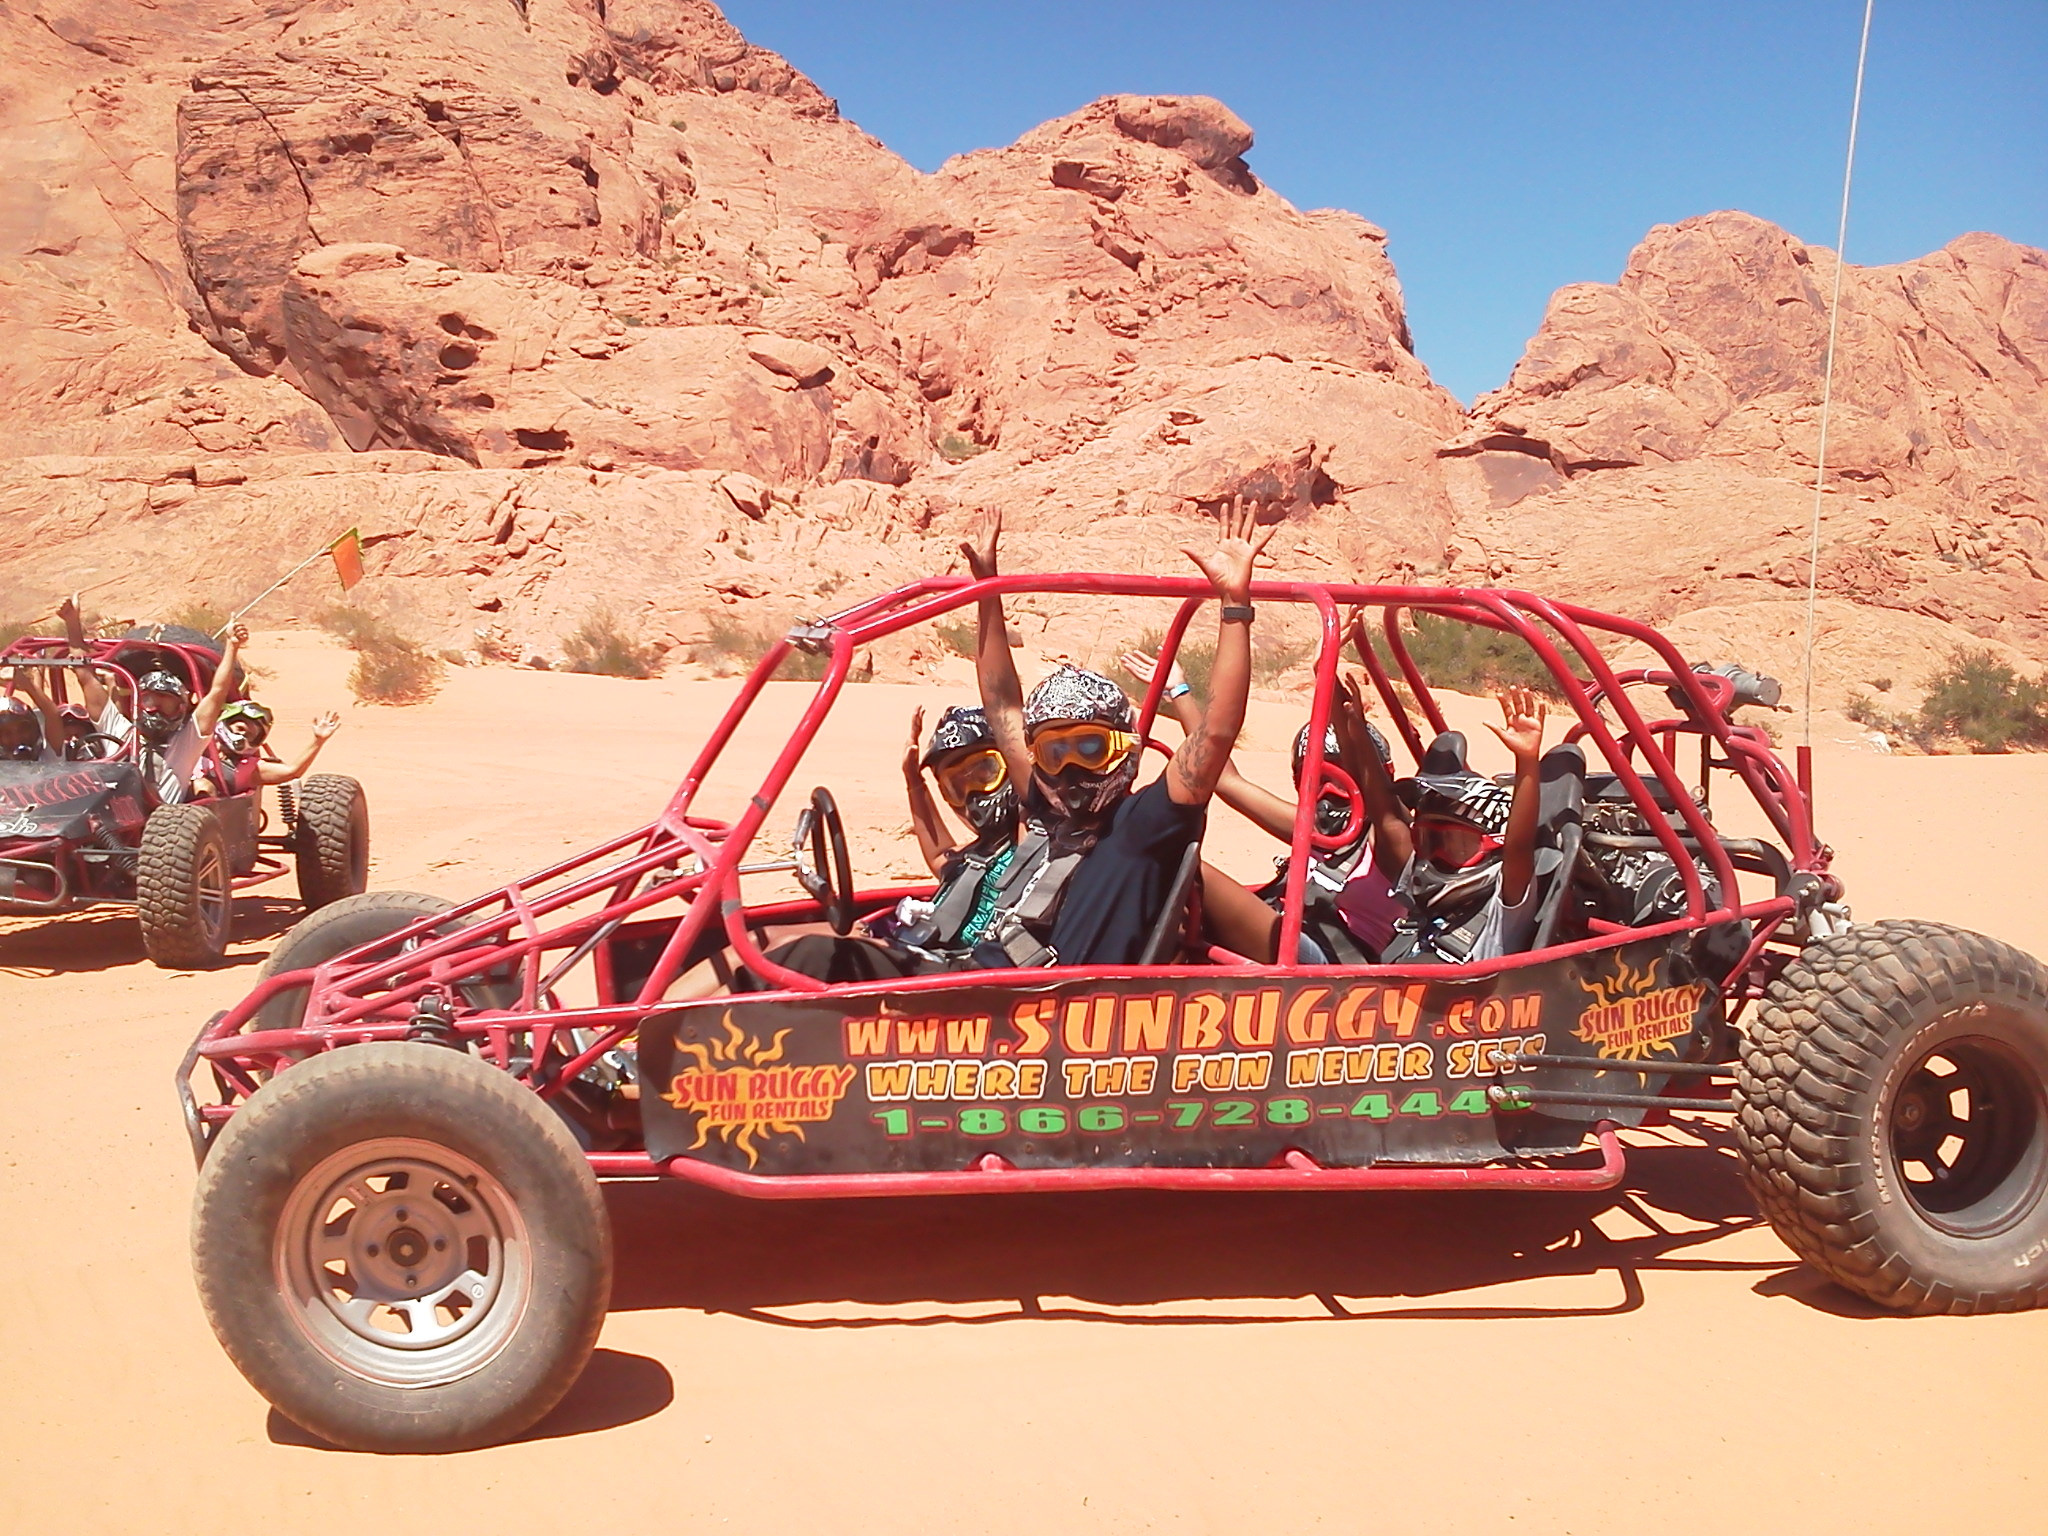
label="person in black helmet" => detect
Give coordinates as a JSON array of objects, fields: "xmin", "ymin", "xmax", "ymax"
[
  {"xmin": 1382, "ymin": 686, "xmax": 1548, "ymax": 965},
  {"xmin": 892, "ymin": 703, "xmax": 1021, "ymax": 951},
  {"xmin": 61, "ymin": 599, "xmax": 243, "ymax": 805},
  {"xmin": 960, "ymin": 496, "xmax": 1276, "ymax": 968},
  {"xmin": 685, "ymin": 704, "xmax": 1024, "ymax": 993},
  {"xmin": 1, "ymin": 670, "xmax": 65, "ymax": 763}
]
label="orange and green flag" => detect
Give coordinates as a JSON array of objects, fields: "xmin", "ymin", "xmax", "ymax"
[{"xmin": 330, "ymin": 528, "xmax": 365, "ymax": 591}]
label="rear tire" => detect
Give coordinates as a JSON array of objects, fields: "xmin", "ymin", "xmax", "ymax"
[
  {"xmin": 191, "ymin": 1041, "xmax": 612, "ymax": 1453},
  {"xmin": 294, "ymin": 774, "xmax": 369, "ymax": 911},
  {"xmin": 137, "ymin": 804, "xmax": 232, "ymax": 968},
  {"xmin": 1734, "ymin": 919, "xmax": 2048, "ymax": 1314}
]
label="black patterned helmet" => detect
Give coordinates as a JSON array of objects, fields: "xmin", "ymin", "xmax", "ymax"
[
  {"xmin": 1023, "ymin": 666, "xmax": 1134, "ymax": 733},
  {"xmin": 1291, "ymin": 718, "xmax": 1393, "ymax": 785},
  {"xmin": 1400, "ymin": 769, "xmax": 1512, "ymax": 836},
  {"xmin": 922, "ymin": 704, "xmax": 995, "ymax": 768}
]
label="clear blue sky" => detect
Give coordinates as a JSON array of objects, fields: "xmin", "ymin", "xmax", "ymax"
[{"xmin": 718, "ymin": 0, "xmax": 2045, "ymax": 403}]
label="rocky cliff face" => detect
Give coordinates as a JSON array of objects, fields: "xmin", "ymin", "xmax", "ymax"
[
  {"xmin": 1445, "ymin": 213, "xmax": 2048, "ymax": 662},
  {"xmin": 1, "ymin": 0, "xmax": 2040, "ymax": 703}
]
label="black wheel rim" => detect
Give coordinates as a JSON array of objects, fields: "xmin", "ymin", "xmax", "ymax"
[{"xmin": 1887, "ymin": 1034, "xmax": 2048, "ymax": 1238}]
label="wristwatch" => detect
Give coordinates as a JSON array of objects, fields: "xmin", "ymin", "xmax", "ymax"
[{"xmin": 1220, "ymin": 604, "xmax": 1255, "ymax": 624}]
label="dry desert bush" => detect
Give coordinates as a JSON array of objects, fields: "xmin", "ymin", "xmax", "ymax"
[
  {"xmin": 561, "ymin": 605, "xmax": 661, "ymax": 679},
  {"xmin": 319, "ymin": 608, "xmax": 441, "ymax": 705}
]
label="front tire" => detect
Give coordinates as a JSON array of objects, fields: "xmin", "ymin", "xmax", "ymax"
[
  {"xmin": 137, "ymin": 803, "xmax": 232, "ymax": 968},
  {"xmin": 191, "ymin": 1042, "xmax": 612, "ymax": 1452},
  {"xmin": 1735, "ymin": 920, "xmax": 2048, "ymax": 1314},
  {"xmin": 295, "ymin": 774, "xmax": 369, "ymax": 911}
]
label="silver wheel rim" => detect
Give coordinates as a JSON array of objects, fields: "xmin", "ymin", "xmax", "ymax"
[
  {"xmin": 274, "ymin": 1137, "xmax": 531, "ymax": 1389},
  {"xmin": 196, "ymin": 840, "xmax": 229, "ymax": 945}
]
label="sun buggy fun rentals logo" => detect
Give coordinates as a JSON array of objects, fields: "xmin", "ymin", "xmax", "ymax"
[
  {"xmin": 660, "ymin": 1015, "xmax": 856, "ymax": 1167},
  {"xmin": 1571, "ymin": 954, "xmax": 1704, "ymax": 1062}
]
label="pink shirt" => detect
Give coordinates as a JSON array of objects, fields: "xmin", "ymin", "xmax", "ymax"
[{"xmin": 1335, "ymin": 863, "xmax": 1403, "ymax": 958}]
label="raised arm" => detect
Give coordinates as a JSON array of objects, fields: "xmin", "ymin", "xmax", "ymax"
[
  {"xmin": 1486, "ymin": 686, "xmax": 1547, "ymax": 904},
  {"xmin": 900, "ymin": 707, "xmax": 955, "ymax": 874},
  {"xmin": 256, "ymin": 711, "xmax": 339, "ymax": 787},
  {"xmin": 1164, "ymin": 498, "xmax": 1276, "ymax": 807},
  {"xmin": 960, "ymin": 509, "xmax": 1031, "ymax": 792},
  {"xmin": 58, "ymin": 596, "xmax": 110, "ymax": 716},
  {"xmin": 10, "ymin": 670, "xmax": 63, "ymax": 756},
  {"xmin": 193, "ymin": 623, "xmax": 247, "ymax": 737},
  {"xmin": 1337, "ymin": 670, "xmax": 1411, "ymax": 875}
]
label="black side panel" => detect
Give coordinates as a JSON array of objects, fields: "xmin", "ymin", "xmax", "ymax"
[{"xmin": 639, "ymin": 933, "xmax": 1726, "ymax": 1176}]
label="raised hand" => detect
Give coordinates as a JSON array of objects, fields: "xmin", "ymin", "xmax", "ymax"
[
  {"xmin": 1118, "ymin": 647, "xmax": 1187, "ymax": 696},
  {"xmin": 228, "ymin": 621, "xmax": 249, "ymax": 647},
  {"xmin": 1486, "ymin": 686, "xmax": 1547, "ymax": 764},
  {"xmin": 959, "ymin": 507, "xmax": 1002, "ymax": 580},
  {"xmin": 1181, "ymin": 494, "xmax": 1277, "ymax": 605},
  {"xmin": 903, "ymin": 706, "xmax": 925, "ymax": 778},
  {"xmin": 1337, "ymin": 669, "xmax": 1369, "ymax": 724},
  {"xmin": 311, "ymin": 710, "xmax": 341, "ymax": 741}
]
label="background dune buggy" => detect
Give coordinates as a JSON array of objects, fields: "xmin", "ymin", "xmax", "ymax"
[
  {"xmin": 2, "ymin": 628, "xmax": 368, "ymax": 966},
  {"xmin": 180, "ymin": 571, "xmax": 2048, "ymax": 1452}
]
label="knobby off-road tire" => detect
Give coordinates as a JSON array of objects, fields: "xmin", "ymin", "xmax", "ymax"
[
  {"xmin": 253, "ymin": 890, "xmax": 518, "ymax": 1034},
  {"xmin": 1735, "ymin": 919, "xmax": 2048, "ymax": 1314},
  {"xmin": 191, "ymin": 1041, "xmax": 612, "ymax": 1453},
  {"xmin": 294, "ymin": 773, "xmax": 369, "ymax": 911},
  {"xmin": 137, "ymin": 803, "xmax": 232, "ymax": 968}
]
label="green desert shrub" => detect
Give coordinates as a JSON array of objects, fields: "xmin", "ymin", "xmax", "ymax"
[
  {"xmin": 1916, "ymin": 648, "xmax": 2048, "ymax": 752},
  {"xmin": 1364, "ymin": 611, "xmax": 1578, "ymax": 701}
]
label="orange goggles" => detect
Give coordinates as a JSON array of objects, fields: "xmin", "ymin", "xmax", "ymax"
[
  {"xmin": 1029, "ymin": 723, "xmax": 1139, "ymax": 777},
  {"xmin": 932, "ymin": 747, "xmax": 1008, "ymax": 807}
]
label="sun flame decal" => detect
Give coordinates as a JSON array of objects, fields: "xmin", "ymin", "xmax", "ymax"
[
  {"xmin": 1573, "ymin": 956, "xmax": 1705, "ymax": 1062},
  {"xmin": 661, "ymin": 1013, "xmax": 855, "ymax": 1167}
]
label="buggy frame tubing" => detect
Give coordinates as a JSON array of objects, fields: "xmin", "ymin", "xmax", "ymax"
[
  {"xmin": 640, "ymin": 1124, "xmax": 1629, "ymax": 1196},
  {"xmin": 189, "ymin": 572, "xmax": 1822, "ymax": 1124}
]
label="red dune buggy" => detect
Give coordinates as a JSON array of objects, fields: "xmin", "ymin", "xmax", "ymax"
[
  {"xmin": 1, "ymin": 629, "xmax": 367, "ymax": 966},
  {"xmin": 179, "ymin": 573, "xmax": 2048, "ymax": 1452}
]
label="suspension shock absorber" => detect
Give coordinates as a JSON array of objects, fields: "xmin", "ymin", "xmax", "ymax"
[{"xmin": 277, "ymin": 779, "xmax": 298, "ymax": 833}]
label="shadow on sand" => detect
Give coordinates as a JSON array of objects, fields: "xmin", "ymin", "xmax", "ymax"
[
  {"xmin": 0, "ymin": 894, "xmax": 300, "ymax": 977},
  {"xmin": 605, "ymin": 1120, "xmax": 1802, "ymax": 1328},
  {"xmin": 265, "ymin": 1348, "xmax": 676, "ymax": 1451}
]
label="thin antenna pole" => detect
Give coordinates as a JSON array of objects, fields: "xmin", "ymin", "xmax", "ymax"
[{"xmin": 1801, "ymin": 0, "xmax": 1877, "ymax": 747}]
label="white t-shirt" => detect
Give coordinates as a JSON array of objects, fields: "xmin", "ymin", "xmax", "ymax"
[
  {"xmin": 99, "ymin": 702, "xmax": 199, "ymax": 805},
  {"xmin": 1464, "ymin": 885, "xmax": 1537, "ymax": 962}
]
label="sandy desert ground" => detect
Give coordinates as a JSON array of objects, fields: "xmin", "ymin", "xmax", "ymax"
[{"xmin": 3, "ymin": 631, "xmax": 2046, "ymax": 1534}]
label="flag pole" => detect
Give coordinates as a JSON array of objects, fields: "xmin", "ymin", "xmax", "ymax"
[{"xmin": 214, "ymin": 536, "xmax": 355, "ymax": 637}]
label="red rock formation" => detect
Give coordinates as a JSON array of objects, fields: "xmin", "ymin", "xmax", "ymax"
[
  {"xmin": 1446, "ymin": 212, "xmax": 2048, "ymax": 659},
  {"xmin": 0, "ymin": 3, "xmax": 2040, "ymax": 712}
]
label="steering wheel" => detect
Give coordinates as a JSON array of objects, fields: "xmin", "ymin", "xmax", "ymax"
[
  {"xmin": 1309, "ymin": 762, "xmax": 1366, "ymax": 853},
  {"xmin": 791, "ymin": 786, "xmax": 856, "ymax": 936},
  {"xmin": 74, "ymin": 733, "xmax": 125, "ymax": 762}
]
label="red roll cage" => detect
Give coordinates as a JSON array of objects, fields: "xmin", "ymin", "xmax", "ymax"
[{"xmin": 180, "ymin": 572, "xmax": 1832, "ymax": 1175}]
